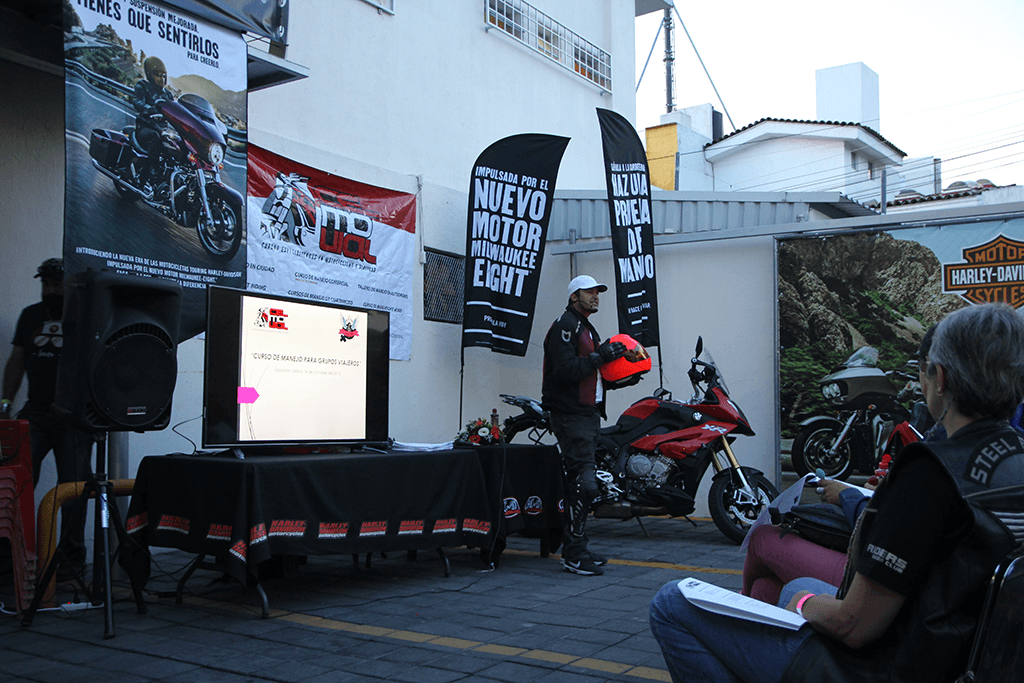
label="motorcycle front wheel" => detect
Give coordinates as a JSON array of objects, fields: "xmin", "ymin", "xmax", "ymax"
[
  {"xmin": 709, "ymin": 471, "xmax": 779, "ymax": 545},
  {"xmin": 791, "ymin": 424, "xmax": 853, "ymax": 481},
  {"xmin": 197, "ymin": 188, "xmax": 242, "ymax": 262}
]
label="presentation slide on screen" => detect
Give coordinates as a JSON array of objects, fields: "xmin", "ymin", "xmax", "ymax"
[{"xmin": 238, "ymin": 296, "xmax": 368, "ymax": 441}]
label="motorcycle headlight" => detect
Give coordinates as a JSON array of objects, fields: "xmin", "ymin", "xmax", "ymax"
[
  {"xmin": 207, "ymin": 142, "xmax": 225, "ymax": 166},
  {"xmin": 821, "ymin": 382, "xmax": 842, "ymax": 399}
]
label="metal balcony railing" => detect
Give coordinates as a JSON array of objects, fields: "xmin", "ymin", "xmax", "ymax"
[{"xmin": 485, "ymin": 0, "xmax": 611, "ymax": 93}]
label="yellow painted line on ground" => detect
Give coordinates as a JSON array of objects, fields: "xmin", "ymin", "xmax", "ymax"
[
  {"xmin": 270, "ymin": 603, "xmax": 674, "ymax": 681},
  {"xmin": 573, "ymin": 657, "xmax": 634, "ymax": 674},
  {"xmin": 521, "ymin": 649, "xmax": 581, "ymax": 665},
  {"xmin": 609, "ymin": 558, "xmax": 742, "ymax": 575},
  {"xmin": 475, "ymin": 643, "xmax": 529, "ymax": 656},
  {"xmin": 626, "ymin": 665, "xmax": 673, "ymax": 682},
  {"xmin": 430, "ymin": 636, "xmax": 483, "ymax": 649},
  {"xmin": 175, "ymin": 554, "xmax": 737, "ymax": 681},
  {"xmin": 500, "ymin": 548, "xmax": 743, "ymax": 576}
]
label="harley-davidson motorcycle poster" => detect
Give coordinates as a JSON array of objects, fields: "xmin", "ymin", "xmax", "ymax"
[
  {"xmin": 776, "ymin": 218, "xmax": 1024, "ymax": 447},
  {"xmin": 62, "ymin": 0, "xmax": 247, "ymax": 340},
  {"xmin": 246, "ymin": 145, "xmax": 417, "ymax": 361}
]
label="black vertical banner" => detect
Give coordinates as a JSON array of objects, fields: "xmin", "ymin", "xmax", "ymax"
[
  {"xmin": 461, "ymin": 134, "xmax": 570, "ymax": 356},
  {"xmin": 597, "ymin": 108, "xmax": 660, "ymax": 348}
]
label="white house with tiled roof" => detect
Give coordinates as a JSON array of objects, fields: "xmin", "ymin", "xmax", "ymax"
[{"xmin": 646, "ymin": 62, "xmax": 963, "ymax": 211}]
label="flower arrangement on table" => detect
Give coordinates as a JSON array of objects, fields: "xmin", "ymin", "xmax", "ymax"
[{"xmin": 457, "ymin": 417, "xmax": 505, "ymax": 446}]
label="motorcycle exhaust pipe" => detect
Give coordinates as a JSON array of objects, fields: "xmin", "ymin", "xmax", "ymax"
[
  {"xmin": 593, "ymin": 502, "xmax": 670, "ymax": 519},
  {"xmin": 90, "ymin": 159, "xmax": 146, "ymax": 197}
]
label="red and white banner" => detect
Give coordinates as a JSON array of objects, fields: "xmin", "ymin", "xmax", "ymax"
[{"xmin": 246, "ymin": 145, "xmax": 417, "ymax": 359}]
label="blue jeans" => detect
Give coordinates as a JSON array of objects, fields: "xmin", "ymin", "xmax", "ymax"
[{"xmin": 649, "ymin": 578, "xmax": 833, "ymax": 683}]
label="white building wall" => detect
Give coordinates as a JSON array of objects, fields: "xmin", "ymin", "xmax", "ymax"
[
  {"xmin": 713, "ymin": 136, "xmax": 852, "ymax": 194},
  {"xmin": 0, "ymin": 60, "xmax": 69, "ymax": 510}
]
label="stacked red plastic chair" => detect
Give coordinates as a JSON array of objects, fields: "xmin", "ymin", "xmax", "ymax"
[{"xmin": 0, "ymin": 419, "xmax": 37, "ymax": 613}]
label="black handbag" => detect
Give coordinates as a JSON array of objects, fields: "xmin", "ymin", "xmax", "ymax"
[{"xmin": 770, "ymin": 502, "xmax": 853, "ymax": 552}]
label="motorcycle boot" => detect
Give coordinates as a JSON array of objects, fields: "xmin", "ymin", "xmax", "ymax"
[{"xmin": 562, "ymin": 464, "xmax": 603, "ymax": 575}]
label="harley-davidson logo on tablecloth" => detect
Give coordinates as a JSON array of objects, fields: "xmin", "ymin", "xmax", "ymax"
[
  {"xmin": 943, "ymin": 234, "xmax": 1024, "ymax": 307},
  {"xmin": 398, "ymin": 520, "xmax": 425, "ymax": 535},
  {"xmin": 269, "ymin": 520, "xmax": 307, "ymax": 538},
  {"xmin": 433, "ymin": 518, "xmax": 458, "ymax": 533},
  {"xmin": 318, "ymin": 522, "xmax": 349, "ymax": 539},
  {"xmin": 156, "ymin": 514, "xmax": 190, "ymax": 535},
  {"xmin": 230, "ymin": 539, "xmax": 247, "ymax": 562}
]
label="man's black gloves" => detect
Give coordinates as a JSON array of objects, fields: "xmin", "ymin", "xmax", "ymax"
[{"xmin": 598, "ymin": 341, "xmax": 628, "ymax": 363}]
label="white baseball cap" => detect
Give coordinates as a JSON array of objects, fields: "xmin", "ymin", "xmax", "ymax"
[{"xmin": 568, "ymin": 275, "xmax": 608, "ymax": 298}]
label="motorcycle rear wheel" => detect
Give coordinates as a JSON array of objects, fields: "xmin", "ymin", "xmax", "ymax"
[
  {"xmin": 709, "ymin": 471, "xmax": 778, "ymax": 545},
  {"xmin": 791, "ymin": 424, "xmax": 854, "ymax": 481},
  {"xmin": 503, "ymin": 415, "xmax": 553, "ymax": 445}
]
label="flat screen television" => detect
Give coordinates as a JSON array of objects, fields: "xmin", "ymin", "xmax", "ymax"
[{"xmin": 202, "ymin": 286, "xmax": 390, "ymax": 450}]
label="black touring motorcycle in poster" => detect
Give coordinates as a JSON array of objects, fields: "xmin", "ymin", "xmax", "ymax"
[{"xmin": 63, "ymin": 1, "xmax": 247, "ymax": 338}]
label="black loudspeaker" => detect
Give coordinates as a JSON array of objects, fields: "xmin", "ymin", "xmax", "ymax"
[{"xmin": 55, "ymin": 270, "xmax": 183, "ymax": 432}]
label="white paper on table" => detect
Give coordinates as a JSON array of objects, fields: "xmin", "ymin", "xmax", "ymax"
[
  {"xmin": 677, "ymin": 577, "xmax": 807, "ymax": 630},
  {"xmin": 390, "ymin": 441, "xmax": 456, "ymax": 452}
]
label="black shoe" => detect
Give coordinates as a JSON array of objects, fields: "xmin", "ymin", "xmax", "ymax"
[
  {"xmin": 585, "ymin": 551, "xmax": 608, "ymax": 567},
  {"xmin": 563, "ymin": 555, "xmax": 604, "ymax": 576}
]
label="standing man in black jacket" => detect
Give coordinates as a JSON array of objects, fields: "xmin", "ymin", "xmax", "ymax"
[{"xmin": 542, "ymin": 275, "xmax": 625, "ymax": 575}]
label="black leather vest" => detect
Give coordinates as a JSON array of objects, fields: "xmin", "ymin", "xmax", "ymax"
[{"xmin": 784, "ymin": 419, "xmax": 1024, "ymax": 683}]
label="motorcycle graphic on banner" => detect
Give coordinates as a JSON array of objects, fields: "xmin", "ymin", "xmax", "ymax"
[
  {"xmin": 246, "ymin": 145, "xmax": 417, "ymax": 361},
  {"xmin": 62, "ymin": 0, "xmax": 247, "ymax": 340}
]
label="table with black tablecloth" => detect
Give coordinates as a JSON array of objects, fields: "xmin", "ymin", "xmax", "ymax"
[
  {"xmin": 123, "ymin": 444, "xmax": 563, "ymax": 593},
  {"xmin": 473, "ymin": 444, "xmax": 564, "ymax": 563}
]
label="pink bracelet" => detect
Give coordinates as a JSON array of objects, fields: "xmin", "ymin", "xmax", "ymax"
[{"xmin": 796, "ymin": 593, "xmax": 815, "ymax": 619}]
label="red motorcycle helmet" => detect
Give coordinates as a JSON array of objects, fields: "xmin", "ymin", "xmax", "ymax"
[{"xmin": 600, "ymin": 334, "xmax": 652, "ymax": 389}]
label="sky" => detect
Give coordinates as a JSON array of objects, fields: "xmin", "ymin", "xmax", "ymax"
[{"xmin": 634, "ymin": 0, "xmax": 1024, "ymax": 191}]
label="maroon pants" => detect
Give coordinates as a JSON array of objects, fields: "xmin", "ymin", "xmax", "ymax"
[{"xmin": 741, "ymin": 524, "xmax": 847, "ymax": 605}]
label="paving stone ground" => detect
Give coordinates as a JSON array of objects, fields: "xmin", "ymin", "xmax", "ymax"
[{"xmin": 1, "ymin": 509, "xmax": 772, "ymax": 683}]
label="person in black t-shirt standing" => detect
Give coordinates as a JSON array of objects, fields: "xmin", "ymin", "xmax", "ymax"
[{"xmin": 2, "ymin": 258, "xmax": 93, "ymax": 580}]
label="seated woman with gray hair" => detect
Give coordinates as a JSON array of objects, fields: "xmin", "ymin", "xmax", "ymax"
[{"xmin": 649, "ymin": 303, "xmax": 1024, "ymax": 683}]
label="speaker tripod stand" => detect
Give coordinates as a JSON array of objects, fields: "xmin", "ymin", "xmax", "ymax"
[{"xmin": 22, "ymin": 431, "xmax": 147, "ymax": 638}]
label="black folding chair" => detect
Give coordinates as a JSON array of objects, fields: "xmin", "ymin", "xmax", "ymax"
[{"xmin": 957, "ymin": 551, "xmax": 1024, "ymax": 682}]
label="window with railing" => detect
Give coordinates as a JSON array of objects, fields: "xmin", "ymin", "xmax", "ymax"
[{"xmin": 485, "ymin": 0, "xmax": 611, "ymax": 92}]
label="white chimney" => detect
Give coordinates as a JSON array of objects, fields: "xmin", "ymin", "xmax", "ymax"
[{"xmin": 815, "ymin": 62, "xmax": 880, "ymax": 131}]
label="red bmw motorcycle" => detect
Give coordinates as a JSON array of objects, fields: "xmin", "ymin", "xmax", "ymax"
[
  {"xmin": 503, "ymin": 337, "xmax": 779, "ymax": 544},
  {"xmin": 89, "ymin": 93, "xmax": 243, "ymax": 262}
]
